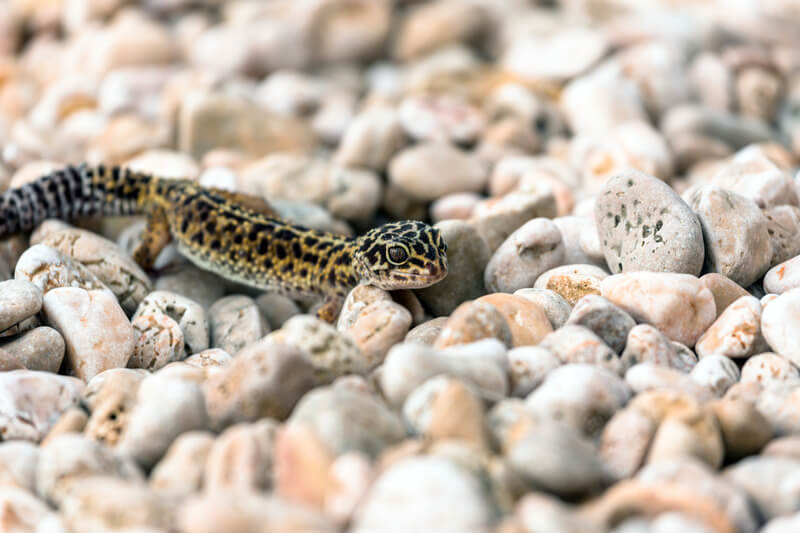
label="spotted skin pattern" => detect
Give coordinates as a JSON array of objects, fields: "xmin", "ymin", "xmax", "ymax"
[{"xmin": 0, "ymin": 164, "xmax": 448, "ymax": 319}]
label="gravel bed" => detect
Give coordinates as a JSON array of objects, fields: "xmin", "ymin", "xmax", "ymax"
[{"xmin": 1, "ymin": 1, "xmax": 800, "ymax": 532}]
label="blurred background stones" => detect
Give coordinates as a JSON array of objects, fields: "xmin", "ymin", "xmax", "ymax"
[{"xmin": 1, "ymin": 0, "xmax": 800, "ymax": 532}]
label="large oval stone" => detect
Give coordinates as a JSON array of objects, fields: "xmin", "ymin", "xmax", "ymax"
[{"xmin": 595, "ymin": 170, "xmax": 704, "ymax": 275}]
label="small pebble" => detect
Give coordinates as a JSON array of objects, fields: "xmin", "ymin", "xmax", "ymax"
[
  {"xmin": 15, "ymin": 244, "xmax": 110, "ymax": 294},
  {"xmin": 690, "ymin": 355, "xmax": 741, "ymax": 396},
  {"xmin": 740, "ymin": 352, "xmax": 800, "ymax": 386},
  {"xmin": 513, "ymin": 288, "xmax": 572, "ymax": 329},
  {"xmin": 688, "ymin": 185, "xmax": 772, "ymax": 286},
  {"xmin": 40, "ymin": 228, "xmax": 152, "ymax": 315},
  {"xmin": 534, "ymin": 264, "xmax": 609, "ymax": 306},
  {"xmin": 403, "ymin": 376, "xmax": 488, "ymax": 448},
  {"xmin": 0, "ymin": 326, "xmax": 64, "ymax": 372},
  {"xmin": 761, "ymin": 288, "xmax": 800, "ymax": 367},
  {"xmin": 351, "ymin": 456, "xmax": 495, "ymax": 533},
  {"xmin": 699, "ymin": 273, "xmax": 751, "ymax": 318},
  {"xmin": 149, "ymin": 431, "xmax": 214, "ymax": 498},
  {"xmin": 725, "ymin": 456, "xmax": 800, "ymax": 520},
  {"xmin": 0, "ymin": 279, "xmax": 42, "ymax": 333},
  {"xmin": 389, "ymin": 142, "xmax": 487, "ymax": 202},
  {"xmin": 204, "ymin": 420, "xmax": 277, "ymax": 492},
  {"xmin": 381, "ymin": 339, "xmax": 509, "ymax": 407},
  {"xmin": 538, "ymin": 325, "xmax": 622, "ymax": 374},
  {"xmin": 434, "ymin": 300, "xmax": 513, "ymax": 349},
  {"xmin": 43, "ymin": 287, "xmax": 135, "ymax": 382},
  {"xmin": 288, "ymin": 382, "xmax": 405, "ymax": 459},
  {"xmin": 208, "ymin": 295, "xmax": 264, "ymax": 356},
  {"xmin": 35, "ymin": 433, "xmax": 143, "ymax": 505},
  {"xmin": 471, "ymin": 190, "xmax": 558, "ymax": 253},
  {"xmin": 507, "ymin": 346, "xmax": 561, "ymax": 398},
  {"xmin": 508, "ymin": 421, "xmax": 607, "ymax": 498},
  {"xmin": 484, "ymin": 218, "xmax": 565, "ymax": 293},
  {"xmin": 116, "ymin": 372, "xmax": 209, "ymax": 469},
  {"xmin": 475, "ymin": 293, "xmax": 553, "ymax": 347},
  {"xmin": 204, "ymin": 339, "xmax": 316, "ymax": 429},
  {"xmin": 266, "ymin": 315, "xmax": 368, "ymax": 381},
  {"xmin": 344, "ymin": 300, "xmax": 413, "ymax": 368},
  {"xmin": 526, "ymin": 363, "xmax": 630, "ymax": 439},
  {"xmin": 621, "ymin": 324, "xmax": 695, "ymax": 372},
  {"xmin": 711, "ymin": 152, "xmax": 798, "ymax": 209},
  {"xmin": 601, "ymin": 272, "xmax": 716, "ymax": 346},
  {"xmin": 134, "ymin": 291, "xmax": 209, "ymax": 356},
  {"xmin": 128, "ymin": 313, "xmax": 185, "ymax": 371},
  {"xmin": 763, "ymin": 205, "xmax": 800, "ymax": 265},
  {"xmin": 566, "ymin": 294, "xmax": 636, "ymax": 354},
  {"xmin": 764, "ymin": 254, "xmax": 800, "ymax": 294},
  {"xmin": 695, "ymin": 296, "xmax": 767, "ymax": 359},
  {"xmin": 0, "ymin": 370, "xmax": 84, "ymax": 442}
]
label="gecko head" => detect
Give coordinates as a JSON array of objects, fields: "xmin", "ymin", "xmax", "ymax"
[{"xmin": 354, "ymin": 221, "xmax": 448, "ymax": 290}]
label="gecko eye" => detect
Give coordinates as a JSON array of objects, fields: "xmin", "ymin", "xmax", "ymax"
[{"xmin": 386, "ymin": 245, "xmax": 409, "ymax": 265}]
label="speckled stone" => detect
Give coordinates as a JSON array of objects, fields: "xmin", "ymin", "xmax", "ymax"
[
  {"xmin": 134, "ymin": 291, "xmax": 209, "ymax": 356},
  {"xmin": 688, "ymin": 185, "xmax": 772, "ymax": 286},
  {"xmin": 602, "ymin": 272, "xmax": 716, "ymax": 346},
  {"xmin": 595, "ymin": 170, "xmax": 704, "ymax": 275},
  {"xmin": 128, "ymin": 313, "xmax": 185, "ymax": 371}
]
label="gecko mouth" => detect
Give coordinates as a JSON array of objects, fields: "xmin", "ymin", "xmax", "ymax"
[{"xmin": 373, "ymin": 265, "xmax": 448, "ymax": 290}]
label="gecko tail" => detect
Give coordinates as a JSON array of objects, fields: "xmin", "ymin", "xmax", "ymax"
[{"xmin": 0, "ymin": 164, "xmax": 153, "ymax": 239}]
